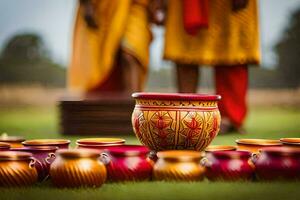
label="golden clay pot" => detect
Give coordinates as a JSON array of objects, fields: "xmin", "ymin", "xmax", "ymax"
[
  {"xmin": 0, "ymin": 135, "xmax": 25, "ymax": 148},
  {"xmin": 280, "ymin": 138, "xmax": 300, "ymax": 148},
  {"xmin": 0, "ymin": 151, "xmax": 38, "ymax": 187},
  {"xmin": 205, "ymin": 145, "xmax": 236, "ymax": 152},
  {"xmin": 236, "ymin": 139, "xmax": 282, "ymax": 153},
  {"xmin": 50, "ymin": 149, "xmax": 107, "ymax": 188},
  {"xmin": 132, "ymin": 93, "xmax": 221, "ymax": 151},
  {"xmin": 153, "ymin": 150, "xmax": 205, "ymax": 181},
  {"xmin": 23, "ymin": 139, "xmax": 70, "ymax": 149}
]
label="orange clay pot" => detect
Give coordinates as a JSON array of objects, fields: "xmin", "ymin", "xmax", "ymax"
[
  {"xmin": 50, "ymin": 149, "xmax": 107, "ymax": 188},
  {"xmin": 0, "ymin": 136, "xmax": 25, "ymax": 148},
  {"xmin": 132, "ymin": 93, "xmax": 221, "ymax": 151},
  {"xmin": 0, "ymin": 151, "xmax": 38, "ymax": 187},
  {"xmin": 153, "ymin": 150, "xmax": 205, "ymax": 181},
  {"xmin": 236, "ymin": 139, "xmax": 282, "ymax": 153},
  {"xmin": 23, "ymin": 139, "xmax": 70, "ymax": 149}
]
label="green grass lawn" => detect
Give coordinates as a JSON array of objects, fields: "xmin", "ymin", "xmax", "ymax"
[{"xmin": 0, "ymin": 105, "xmax": 299, "ymax": 200}]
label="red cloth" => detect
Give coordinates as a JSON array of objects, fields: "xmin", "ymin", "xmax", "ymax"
[
  {"xmin": 215, "ymin": 65, "xmax": 248, "ymax": 128},
  {"xmin": 182, "ymin": 0, "xmax": 209, "ymax": 35}
]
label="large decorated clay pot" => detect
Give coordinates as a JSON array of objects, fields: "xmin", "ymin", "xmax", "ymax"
[
  {"xmin": 236, "ymin": 139, "xmax": 282, "ymax": 153},
  {"xmin": 10, "ymin": 146, "xmax": 57, "ymax": 181},
  {"xmin": 76, "ymin": 138, "xmax": 125, "ymax": 150},
  {"xmin": 0, "ymin": 151, "xmax": 38, "ymax": 186},
  {"xmin": 203, "ymin": 150, "xmax": 254, "ymax": 181},
  {"xmin": 23, "ymin": 139, "xmax": 70, "ymax": 149},
  {"xmin": 132, "ymin": 93, "xmax": 221, "ymax": 151},
  {"xmin": 50, "ymin": 149, "xmax": 107, "ymax": 188},
  {"xmin": 102, "ymin": 145, "xmax": 153, "ymax": 182},
  {"xmin": 153, "ymin": 150, "xmax": 205, "ymax": 181},
  {"xmin": 253, "ymin": 147, "xmax": 300, "ymax": 180}
]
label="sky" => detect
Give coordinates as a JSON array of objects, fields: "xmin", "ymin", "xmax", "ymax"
[{"xmin": 0, "ymin": 0, "xmax": 300, "ymax": 68}]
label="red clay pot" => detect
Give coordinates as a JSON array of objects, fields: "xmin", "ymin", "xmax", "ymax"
[
  {"xmin": 253, "ymin": 147, "xmax": 300, "ymax": 180},
  {"xmin": 10, "ymin": 146, "xmax": 58, "ymax": 181},
  {"xmin": 203, "ymin": 150, "xmax": 254, "ymax": 181},
  {"xmin": 102, "ymin": 145, "xmax": 153, "ymax": 182}
]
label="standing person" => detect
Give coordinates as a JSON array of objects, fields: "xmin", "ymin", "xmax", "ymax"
[
  {"xmin": 68, "ymin": 0, "xmax": 152, "ymax": 95},
  {"xmin": 162, "ymin": 0, "xmax": 260, "ymax": 133}
]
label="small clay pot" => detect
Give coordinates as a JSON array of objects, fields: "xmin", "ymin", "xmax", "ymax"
[
  {"xmin": 103, "ymin": 145, "xmax": 153, "ymax": 182},
  {"xmin": 203, "ymin": 150, "xmax": 254, "ymax": 181},
  {"xmin": 50, "ymin": 149, "xmax": 107, "ymax": 188},
  {"xmin": 236, "ymin": 139, "xmax": 282, "ymax": 153},
  {"xmin": 153, "ymin": 150, "xmax": 205, "ymax": 181},
  {"xmin": 23, "ymin": 139, "xmax": 70, "ymax": 149},
  {"xmin": 10, "ymin": 146, "xmax": 57, "ymax": 181},
  {"xmin": 253, "ymin": 147, "xmax": 300, "ymax": 180},
  {"xmin": 0, "ymin": 151, "xmax": 38, "ymax": 186}
]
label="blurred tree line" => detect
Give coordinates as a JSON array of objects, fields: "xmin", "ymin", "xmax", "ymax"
[
  {"xmin": 0, "ymin": 33, "xmax": 65, "ymax": 87},
  {"xmin": 1, "ymin": 7, "xmax": 300, "ymax": 89}
]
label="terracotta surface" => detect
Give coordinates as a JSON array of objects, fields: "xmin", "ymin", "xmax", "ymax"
[
  {"xmin": 204, "ymin": 150, "xmax": 254, "ymax": 181},
  {"xmin": 0, "ymin": 151, "xmax": 38, "ymax": 186},
  {"xmin": 50, "ymin": 149, "xmax": 107, "ymax": 188},
  {"xmin": 153, "ymin": 150, "xmax": 205, "ymax": 181},
  {"xmin": 253, "ymin": 147, "xmax": 300, "ymax": 180},
  {"xmin": 103, "ymin": 145, "xmax": 153, "ymax": 182},
  {"xmin": 132, "ymin": 92, "xmax": 221, "ymax": 151},
  {"xmin": 236, "ymin": 139, "xmax": 282, "ymax": 153}
]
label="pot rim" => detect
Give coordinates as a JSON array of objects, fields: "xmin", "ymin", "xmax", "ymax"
[
  {"xmin": 280, "ymin": 138, "xmax": 300, "ymax": 145},
  {"xmin": 132, "ymin": 92, "xmax": 221, "ymax": 101},
  {"xmin": 0, "ymin": 136, "xmax": 25, "ymax": 142},
  {"xmin": 157, "ymin": 150, "xmax": 202, "ymax": 161},
  {"xmin": 236, "ymin": 139, "xmax": 282, "ymax": 146},
  {"xmin": 10, "ymin": 146, "xmax": 58, "ymax": 152},
  {"xmin": 57, "ymin": 149, "xmax": 101, "ymax": 158},
  {"xmin": 259, "ymin": 147, "xmax": 300, "ymax": 156},
  {"xmin": 106, "ymin": 145, "xmax": 150, "ymax": 156},
  {"xmin": 0, "ymin": 151, "xmax": 33, "ymax": 161},
  {"xmin": 0, "ymin": 142, "xmax": 10, "ymax": 149},
  {"xmin": 76, "ymin": 142, "xmax": 124, "ymax": 148},
  {"xmin": 209, "ymin": 150, "xmax": 251, "ymax": 159},
  {"xmin": 205, "ymin": 145, "xmax": 237, "ymax": 152},
  {"xmin": 76, "ymin": 138, "xmax": 125, "ymax": 145},
  {"xmin": 22, "ymin": 139, "xmax": 71, "ymax": 146}
]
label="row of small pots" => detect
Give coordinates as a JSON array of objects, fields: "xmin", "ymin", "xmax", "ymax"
[{"xmin": 1, "ymin": 137, "xmax": 300, "ymax": 187}]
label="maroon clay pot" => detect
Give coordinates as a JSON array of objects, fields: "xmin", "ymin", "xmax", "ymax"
[
  {"xmin": 102, "ymin": 145, "xmax": 153, "ymax": 182},
  {"xmin": 10, "ymin": 146, "xmax": 58, "ymax": 181},
  {"xmin": 203, "ymin": 150, "xmax": 254, "ymax": 181},
  {"xmin": 0, "ymin": 142, "xmax": 10, "ymax": 151},
  {"xmin": 253, "ymin": 147, "xmax": 300, "ymax": 180}
]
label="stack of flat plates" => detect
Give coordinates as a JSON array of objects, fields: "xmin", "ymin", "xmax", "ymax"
[{"xmin": 58, "ymin": 93, "xmax": 135, "ymax": 135}]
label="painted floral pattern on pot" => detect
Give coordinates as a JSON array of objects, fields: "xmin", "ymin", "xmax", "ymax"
[{"xmin": 132, "ymin": 93, "xmax": 221, "ymax": 151}]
